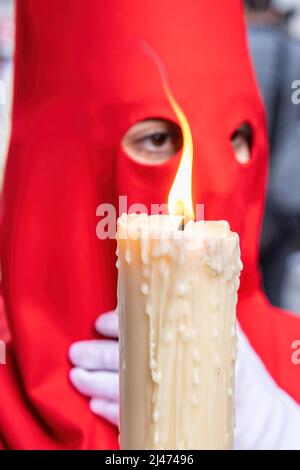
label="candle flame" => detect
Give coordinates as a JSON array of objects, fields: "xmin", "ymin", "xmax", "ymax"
[
  {"xmin": 140, "ymin": 41, "xmax": 194, "ymax": 220},
  {"xmin": 163, "ymin": 82, "xmax": 194, "ymax": 220}
]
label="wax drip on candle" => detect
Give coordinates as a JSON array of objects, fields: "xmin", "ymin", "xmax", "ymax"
[
  {"xmin": 193, "ymin": 368, "xmax": 201, "ymax": 385},
  {"xmin": 153, "ymin": 432, "xmax": 160, "ymax": 446},
  {"xmin": 125, "ymin": 248, "xmax": 131, "ymax": 264},
  {"xmin": 141, "ymin": 283, "xmax": 149, "ymax": 295},
  {"xmin": 152, "ymin": 410, "xmax": 159, "ymax": 423},
  {"xmin": 177, "ymin": 283, "xmax": 188, "ymax": 297},
  {"xmin": 145, "ymin": 303, "xmax": 152, "ymax": 316},
  {"xmin": 192, "ymin": 348, "xmax": 201, "ymax": 363},
  {"xmin": 191, "ymin": 394, "xmax": 198, "ymax": 406}
]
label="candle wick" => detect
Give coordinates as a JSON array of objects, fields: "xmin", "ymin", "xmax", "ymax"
[{"xmin": 179, "ymin": 215, "xmax": 191, "ymax": 231}]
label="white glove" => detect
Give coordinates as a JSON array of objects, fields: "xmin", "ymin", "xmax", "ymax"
[
  {"xmin": 235, "ymin": 322, "xmax": 300, "ymax": 450},
  {"xmin": 69, "ymin": 310, "xmax": 119, "ymax": 426}
]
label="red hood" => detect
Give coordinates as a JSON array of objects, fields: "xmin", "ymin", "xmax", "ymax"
[
  {"xmin": 0, "ymin": 0, "xmax": 299, "ymax": 450},
  {"xmin": 9, "ymin": 0, "xmax": 268, "ymax": 289}
]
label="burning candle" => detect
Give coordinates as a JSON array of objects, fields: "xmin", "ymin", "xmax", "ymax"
[{"xmin": 117, "ymin": 82, "xmax": 242, "ymax": 450}]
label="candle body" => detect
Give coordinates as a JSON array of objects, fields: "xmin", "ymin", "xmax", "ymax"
[{"xmin": 117, "ymin": 214, "xmax": 242, "ymax": 450}]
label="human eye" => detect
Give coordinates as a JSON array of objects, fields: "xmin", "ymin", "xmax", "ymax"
[{"xmin": 122, "ymin": 119, "xmax": 183, "ymax": 164}]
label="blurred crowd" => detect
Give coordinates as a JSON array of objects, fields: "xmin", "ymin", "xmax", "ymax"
[
  {"xmin": 0, "ymin": 0, "xmax": 300, "ymax": 313},
  {"xmin": 245, "ymin": 0, "xmax": 300, "ymax": 313}
]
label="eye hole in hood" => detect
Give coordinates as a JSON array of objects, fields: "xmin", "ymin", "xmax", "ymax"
[
  {"xmin": 231, "ymin": 122, "xmax": 253, "ymax": 165},
  {"xmin": 122, "ymin": 118, "xmax": 183, "ymax": 165}
]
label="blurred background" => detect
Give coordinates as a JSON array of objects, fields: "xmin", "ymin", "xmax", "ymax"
[
  {"xmin": 0, "ymin": 0, "xmax": 13, "ymax": 187},
  {"xmin": 0, "ymin": 0, "xmax": 300, "ymax": 313},
  {"xmin": 245, "ymin": 0, "xmax": 300, "ymax": 314}
]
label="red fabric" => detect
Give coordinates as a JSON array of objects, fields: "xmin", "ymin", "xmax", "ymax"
[
  {"xmin": 0, "ymin": 0, "xmax": 299, "ymax": 449},
  {"xmin": 0, "ymin": 297, "xmax": 9, "ymax": 343}
]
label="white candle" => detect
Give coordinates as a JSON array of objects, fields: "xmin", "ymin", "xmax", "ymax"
[{"xmin": 117, "ymin": 213, "xmax": 242, "ymax": 450}]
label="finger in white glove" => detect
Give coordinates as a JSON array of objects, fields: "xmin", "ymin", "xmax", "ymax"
[
  {"xmin": 69, "ymin": 367, "xmax": 119, "ymax": 401},
  {"xmin": 69, "ymin": 339, "xmax": 119, "ymax": 371},
  {"xmin": 90, "ymin": 398, "xmax": 119, "ymax": 427},
  {"xmin": 95, "ymin": 310, "xmax": 119, "ymax": 338}
]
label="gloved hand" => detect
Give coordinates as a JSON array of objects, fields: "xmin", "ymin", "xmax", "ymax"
[
  {"xmin": 234, "ymin": 322, "xmax": 300, "ymax": 450},
  {"xmin": 69, "ymin": 310, "xmax": 119, "ymax": 426}
]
